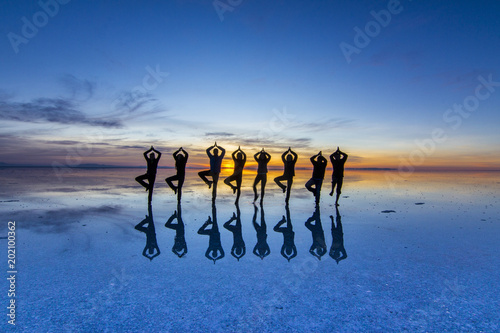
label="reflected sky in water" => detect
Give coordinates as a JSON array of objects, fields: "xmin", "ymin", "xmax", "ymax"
[{"xmin": 0, "ymin": 168, "xmax": 499, "ymax": 331}]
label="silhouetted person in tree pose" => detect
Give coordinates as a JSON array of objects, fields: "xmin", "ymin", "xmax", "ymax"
[
  {"xmin": 135, "ymin": 146, "xmax": 161, "ymax": 203},
  {"xmin": 253, "ymin": 149, "xmax": 271, "ymax": 204},
  {"xmin": 273, "ymin": 204, "xmax": 297, "ymax": 262},
  {"xmin": 198, "ymin": 204, "xmax": 224, "ymax": 263},
  {"xmin": 252, "ymin": 203, "xmax": 270, "ymax": 260},
  {"xmin": 305, "ymin": 205, "xmax": 327, "ymax": 260},
  {"xmin": 330, "ymin": 206, "xmax": 347, "ymax": 264},
  {"xmin": 223, "ymin": 203, "xmax": 246, "ymax": 261},
  {"xmin": 199, "ymin": 142, "xmax": 225, "ymax": 202},
  {"xmin": 165, "ymin": 147, "xmax": 188, "ymax": 202},
  {"xmin": 329, "ymin": 147, "xmax": 348, "ymax": 206},
  {"xmin": 305, "ymin": 151, "xmax": 327, "ymax": 205},
  {"xmin": 165, "ymin": 203, "xmax": 187, "ymax": 258},
  {"xmin": 274, "ymin": 147, "xmax": 298, "ymax": 204},
  {"xmin": 224, "ymin": 146, "xmax": 246, "ymax": 205},
  {"xmin": 135, "ymin": 203, "xmax": 160, "ymax": 261}
]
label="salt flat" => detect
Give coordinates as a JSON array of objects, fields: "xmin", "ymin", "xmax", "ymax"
[{"xmin": 1, "ymin": 168, "xmax": 499, "ymax": 332}]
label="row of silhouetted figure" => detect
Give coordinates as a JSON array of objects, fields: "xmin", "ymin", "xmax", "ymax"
[
  {"xmin": 135, "ymin": 202, "xmax": 347, "ymax": 264},
  {"xmin": 135, "ymin": 143, "xmax": 348, "ymax": 205}
]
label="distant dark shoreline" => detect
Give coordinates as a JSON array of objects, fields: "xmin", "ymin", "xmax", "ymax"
[{"xmin": 1, "ymin": 165, "xmax": 499, "ymax": 172}]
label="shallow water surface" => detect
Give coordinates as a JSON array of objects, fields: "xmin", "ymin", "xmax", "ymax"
[{"xmin": 1, "ymin": 168, "xmax": 499, "ymax": 332}]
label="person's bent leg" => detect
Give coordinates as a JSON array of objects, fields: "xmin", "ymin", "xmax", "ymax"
[
  {"xmin": 166, "ymin": 174, "xmax": 179, "ymax": 193},
  {"xmin": 224, "ymin": 174, "xmax": 237, "ymax": 193},
  {"xmin": 199, "ymin": 170, "xmax": 213, "ymax": 188},
  {"xmin": 135, "ymin": 174, "xmax": 149, "ymax": 190},
  {"xmin": 223, "ymin": 174, "xmax": 232, "ymax": 188},
  {"xmin": 274, "ymin": 175, "xmax": 287, "ymax": 192},
  {"xmin": 305, "ymin": 178, "xmax": 316, "ymax": 195}
]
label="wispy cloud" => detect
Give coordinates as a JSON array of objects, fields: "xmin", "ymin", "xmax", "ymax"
[
  {"xmin": 439, "ymin": 69, "xmax": 496, "ymax": 91},
  {"xmin": 291, "ymin": 118, "xmax": 356, "ymax": 132},
  {"xmin": 0, "ymin": 96, "xmax": 122, "ymax": 128},
  {"xmin": 59, "ymin": 74, "xmax": 95, "ymax": 101},
  {"xmin": 205, "ymin": 132, "xmax": 235, "ymax": 137},
  {"xmin": 112, "ymin": 90, "xmax": 159, "ymax": 115},
  {"xmin": 237, "ymin": 136, "xmax": 312, "ymax": 149}
]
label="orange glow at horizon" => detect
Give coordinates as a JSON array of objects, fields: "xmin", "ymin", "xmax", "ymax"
[{"xmin": 33, "ymin": 143, "xmax": 499, "ymax": 172}]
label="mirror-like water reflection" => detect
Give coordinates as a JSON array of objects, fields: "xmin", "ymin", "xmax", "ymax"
[
  {"xmin": 273, "ymin": 205, "xmax": 297, "ymax": 262},
  {"xmin": 224, "ymin": 204, "xmax": 246, "ymax": 261},
  {"xmin": 134, "ymin": 203, "xmax": 160, "ymax": 261},
  {"xmin": 133, "ymin": 199, "xmax": 348, "ymax": 263},
  {"xmin": 1, "ymin": 168, "xmax": 499, "ymax": 331},
  {"xmin": 165, "ymin": 203, "xmax": 187, "ymax": 258}
]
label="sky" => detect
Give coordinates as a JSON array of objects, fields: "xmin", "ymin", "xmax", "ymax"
[{"xmin": 1, "ymin": 0, "xmax": 499, "ymax": 170}]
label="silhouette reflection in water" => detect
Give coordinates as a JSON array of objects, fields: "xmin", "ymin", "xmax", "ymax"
[
  {"xmin": 330, "ymin": 206, "xmax": 347, "ymax": 264},
  {"xmin": 135, "ymin": 146, "xmax": 161, "ymax": 203},
  {"xmin": 273, "ymin": 204, "xmax": 297, "ymax": 262},
  {"xmin": 223, "ymin": 203, "xmax": 246, "ymax": 261},
  {"xmin": 223, "ymin": 146, "xmax": 246, "ymax": 205},
  {"xmin": 252, "ymin": 203, "xmax": 270, "ymax": 259},
  {"xmin": 134, "ymin": 203, "xmax": 160, "ymax": 260},
  {"xmin": 198, "ymin": 204, "xmax": 225, "ymax": 263},
  {"xmin": 165, "ymin": 203, "xmax": 187, "ymax": 258},
  {"xmin": 165, "ymin": 147, "xmax": 188, "ymax": 203},
  {"xmin": 305, "ymin": 205, "xmax": 327, "ymax": 260}
]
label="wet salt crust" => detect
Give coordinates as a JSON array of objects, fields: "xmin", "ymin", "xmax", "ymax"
[{"xmin": 0, "ymin": 168, "xmax": 499, "ymax": 332}]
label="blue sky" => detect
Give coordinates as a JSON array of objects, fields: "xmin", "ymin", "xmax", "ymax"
[{"xmin": 1, "ymin": 0, "xmax": 499, "ymax": 169}]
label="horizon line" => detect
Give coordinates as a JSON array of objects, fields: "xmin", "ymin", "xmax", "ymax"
[{"xmin": 1, "ymin": 164, "xmax": 500, "ymax": 172}]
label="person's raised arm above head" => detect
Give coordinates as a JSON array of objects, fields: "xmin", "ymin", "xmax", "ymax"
[
  {"xmin": 219, "ymin": 144, "xmax": 226, "ymax": 158},
  {"xmin": 281, "ymin": 150, "xmax": 287, "ymax": 163},
  {"xmin": 151, "ymin": 147, "xmax": 161, "ymax": 159},
  {"xmin": 310, "ymin": 151, "xmax": 320, "ymax": 163},
  {"xmin": 254, "ymin": 151, "xmax": 260, "ymax": 161},
  {"xmin": 173, "ymin": 147, "xmax": 181, "ymax": 159},
  {"xmin": 339, "ymin": 149, "xmax": 348, "ymax": 161},
  {"xmin": 206, "ymin": 144, "xmax": 215, "ymax": 157},
  {"xmin": 182, "ymin": 148, "xmax": 189, "ymax": 160},
  {"xmin": 144, "ymin": 146, "xmax": 154, "ymax": 159},
  {"xmin": 241, "ymin": 148, "xmax": 247, "ymax": 162},
  {"xmin": 290, "ymin": 148, "xmax": 298, "ymax": 161},
  {"xmin": 264, "ymin": 151, "xmax": 271, "ymax": 162}
]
